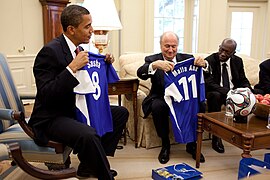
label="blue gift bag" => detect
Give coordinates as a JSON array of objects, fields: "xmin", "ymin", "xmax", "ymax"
[
  {"xmin": 152, "ymin": 163, "xmax": 202, "ymax": 180},
  {"xmin": 238, "ymin": 157, "xmax": 270, "ymax": 179},
  {"xmin": 264, "ymin": 153, "xmax": 270, "ymax": 164}
]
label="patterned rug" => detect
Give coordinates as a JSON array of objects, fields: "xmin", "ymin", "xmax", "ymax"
[{"xmin": 0, "ymin": 160, "xmax": 11, "ymax": 175}]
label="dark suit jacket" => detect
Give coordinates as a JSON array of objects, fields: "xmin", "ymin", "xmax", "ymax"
[
  {"xmin": 137, "ymin": 53, "xmax": 193, "ymax": 117},
  {"xmin": 29, "ymin": 34, "xmax": 79, "ymax": 144},
  {"xmin": 254, "ymin": 59, "xmax": 270, "ymax": 94},
  {"xmin": 204, "ymin": 53, "xmax": 251, "ymax": 96}
]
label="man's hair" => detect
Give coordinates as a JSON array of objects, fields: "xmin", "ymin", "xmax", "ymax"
[
  {"xmin": 222, "ymin": 38, "xmax": 237, "ymax": 51},
  {"xmin": 61, "ymin": 5, "xmax": 90, "ymax": 32},
  {"xmin": 159, "ymin": 31, "xmax": 179, "ymax": 44}
]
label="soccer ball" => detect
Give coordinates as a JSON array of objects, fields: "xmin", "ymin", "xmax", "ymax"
[{"xmin": 226, "ymin": 88, "xmax": 256, "ymax": 117}]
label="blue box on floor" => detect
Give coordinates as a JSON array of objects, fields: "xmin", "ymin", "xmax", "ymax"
[
  {"xmin": 152, "ymin": 163, "xmax": 202, "ymax": 180},
  {"xmin": 238, "ymin": 156, "xmax": 270, "ymax": 179}
]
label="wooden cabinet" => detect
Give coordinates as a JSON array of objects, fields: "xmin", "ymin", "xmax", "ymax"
[{"xmin": 39, "ymin": 0, "xmax": 70, "ymax": 44}]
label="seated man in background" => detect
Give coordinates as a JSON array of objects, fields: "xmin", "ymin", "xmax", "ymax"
[
  {"xmin": 137, "ymin": 31, "xmax": 206, "ymax": 164},
  {"xmin": 254, "ymin": 59, "xmax": 270, "ymax": 95},
  {"xmin": 204, "ymin": 38, "xmax": 252, "ymax": 153}
]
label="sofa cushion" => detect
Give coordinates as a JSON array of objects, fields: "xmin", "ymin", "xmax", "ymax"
[
  {"xmin": 119, "ymin": 53, "xmax": 152, "ymax": 95},
  {"xmin": 238, "ymin": 54, "xmax": 259, "ymax": 86}
]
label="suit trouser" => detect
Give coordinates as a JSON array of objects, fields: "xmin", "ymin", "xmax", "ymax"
[
  {"xmin": 46, "ymin": 106, "xmax": 128, "ymax": 180},
  {"xmin": 206, "ymin": 91, "xmax": 226, "ymax": 112},
  {"xmin": 151, "ymin": 98, "xmax": 170, "ymax": 141},
  {"xmin": 207, "ymin": 91, "xmax": 226, "ymax": 143}
]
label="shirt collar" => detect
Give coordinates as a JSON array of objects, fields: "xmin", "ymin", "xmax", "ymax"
[
  {"xmin": 164, "ymin": 56, "xmax": 177, "ymax": 64},
  {"xmin": 63, "ymin": 34, "xmax": 77, "ymax": 58},
  {"xmin": 220, "ymin": 58, "xmax": 231, "ymax": 66}
]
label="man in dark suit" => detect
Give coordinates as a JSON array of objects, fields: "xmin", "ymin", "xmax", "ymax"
[
  {"xmin": 254, "ymin": 59, "xmax": 270, "ymax": 95},
  {"xmin": 137, "ymin": 31, "xmax": 206, "ymax": 164},
  {"xmin": 205, "ymin": 38, "xmax": 252, "ymax": 153},
  {"xmin": 28, "ymin": 5, "xmax": 128, "ymax": 179}
]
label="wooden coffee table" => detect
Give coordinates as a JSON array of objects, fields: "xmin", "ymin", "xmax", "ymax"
[{"xmin": 196, "ymin": 112, "xmax": 270, "ymax": 168}]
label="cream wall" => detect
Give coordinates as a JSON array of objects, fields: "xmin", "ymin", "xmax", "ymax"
[
  {"xmin": 267, "ymin": 1, "xmax": 270, "ymax": 58},
  {"xmin": 197, "ymin": 0, "xmax": 228, "ymax": 53}
]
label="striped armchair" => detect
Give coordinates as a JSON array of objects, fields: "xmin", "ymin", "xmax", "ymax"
[{"xmin": 0, "ymin": 53, "xmax": 75, "ymax": 179}]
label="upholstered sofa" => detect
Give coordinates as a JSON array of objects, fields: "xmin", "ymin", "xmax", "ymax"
[{"xmin": 118, "ymin": 52, "xmax": 260, "ymax": 149}]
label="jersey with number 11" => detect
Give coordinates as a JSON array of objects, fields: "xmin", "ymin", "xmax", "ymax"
[{"xmin": 164, "ymin": 57, "xmax": 205, "ymax": 143}]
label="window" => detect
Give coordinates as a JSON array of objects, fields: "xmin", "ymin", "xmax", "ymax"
[
  {"xmin": 154, "ymin": 0, "xmax": 185, "ymax": 53},
  {"xmin": 192, "ymin": 0, "xmax": 199, "ymax": 53},
  {"xmin": 230, "ymin": 12, "xmax": 253, "ymax": 56},
  {"xmin": 227, "ymin": 2, "xmax": 267, "ymax": 60},
  {"xmin": 154, "ymin": 0, "xmax": 199, "ymax": 53}
]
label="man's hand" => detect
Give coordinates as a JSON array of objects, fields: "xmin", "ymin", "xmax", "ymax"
[
  {"xmin": 105, "ymin": 53, "xmax": 115, "ymax": 64},
  {"xmin": 194, "ymin": 56, "xmax": 206, "ymax": 67},
  {"xmin": 68, "ymin": 51, "xmax": 89, "ymax": 73},
  {"xmin": 152, "ymin": 60, "xmax": 174, "ymax": 72}
]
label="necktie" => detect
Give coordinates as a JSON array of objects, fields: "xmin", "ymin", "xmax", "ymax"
[
  {"xmin": 75, "ymin": 47, "xmax": 80, "ymax": 55},
  {"xmin": 222, "ymin": 63, "xmax": 230, "ymax": 88}
]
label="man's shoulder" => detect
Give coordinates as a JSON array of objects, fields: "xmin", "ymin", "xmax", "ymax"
[
  {"xmin": 45, "ymin": 35, "xmax": 63, "ymax": 48},
  {"xmin": 145, "ymin": 53, "xmax": 162, "ymax": 60},
  {"xmin": 205, "ymin": 53, "xmax": 217, "ymax": 60},
  {"xmin": 260, "ymin": 58, "xmax": 270, "ymax": 66},
  {"xmin": 232, "ymin": 54, "xmax": 243, "ymax": 60}
]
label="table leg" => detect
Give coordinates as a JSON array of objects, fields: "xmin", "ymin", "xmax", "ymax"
[
  {"xmin": 118, "ymin": 95, "xmax": 127, "ymax": 146},
  {"xmin": 133, "ymin": 91, "xmax": 138, "ymax": 148},
  {"xmin": 241, "ymin": 133, "xmax": 253, "ymax": 158},
  {"xmin": 196, "ymin": 114, "xmax": 203, "ymax": 168}
]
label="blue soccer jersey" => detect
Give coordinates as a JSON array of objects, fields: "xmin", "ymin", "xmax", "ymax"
[
  {"xmin": 164, "ymin": 57, "xmax": 205, "ymax": 143},
  {"xmin": 74, "ymin": 52, "xmax": 119, "ymax": 136}
]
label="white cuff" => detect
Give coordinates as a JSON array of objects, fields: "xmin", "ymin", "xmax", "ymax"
[
  {"xmin": 148, "ymin": 63, "xmax": 157, "ymax": 75},
  {"xmin": 66, "ymin": 66, "xmax": 76, "ymax": 77},
  {"xmin": 202, "ymin": 60, "xmax": 209, "ymax": 72}
]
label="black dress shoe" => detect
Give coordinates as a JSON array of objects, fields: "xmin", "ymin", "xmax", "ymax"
[
  {"xmin": 110, "ymin": 169, "xmax": 118, "ymax": 177},
  {"xmin": 186, "ymin": 147, "xmax": 205, "ymax": 163},
  {"xmin": 212, "ymin": 138, "xmax": 225, "ymax": 153},
  {"xmin": 77, "ymin": 163, "xmax": 97, "ymax": 178},
  {"xmin": 158, "ymin": 147, "xmax": 170, "ymax": 164}
]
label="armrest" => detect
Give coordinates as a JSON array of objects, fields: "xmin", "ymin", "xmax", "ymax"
[{"xmin": 0, "ymin": 108, "xmax": 65, "ymax": 153}]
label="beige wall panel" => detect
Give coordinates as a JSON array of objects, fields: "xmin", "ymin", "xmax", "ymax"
[
  {"xmin": 198, "ymin": 0, "xmax": 227, "ymax": 53},
  {"xmin": 120, "ymin": 0, "xmax": 145, "ymax": 54}
]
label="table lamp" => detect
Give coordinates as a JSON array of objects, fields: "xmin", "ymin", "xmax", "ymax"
[{"xmin": 82, "ymin": 0, "xmax": 122, "ymax": 54}]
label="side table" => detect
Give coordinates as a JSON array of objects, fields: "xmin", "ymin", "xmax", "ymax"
[{"xmin": 108, "ymin": 78, "xmax": 139, "ymax": 148}]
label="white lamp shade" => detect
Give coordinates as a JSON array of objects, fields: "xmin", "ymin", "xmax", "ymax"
[{"xmin": 82, "ymin": 0, "xmax": 122, "ymax": 31}]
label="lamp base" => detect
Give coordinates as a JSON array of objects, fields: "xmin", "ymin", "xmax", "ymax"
[
  {"xmin": 233, "ymin": 115, "xmax": 247, "ymax": 123},
  {"xmin": 93, "ymin": 30, "xmax": 109, "ymax": 54}
]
